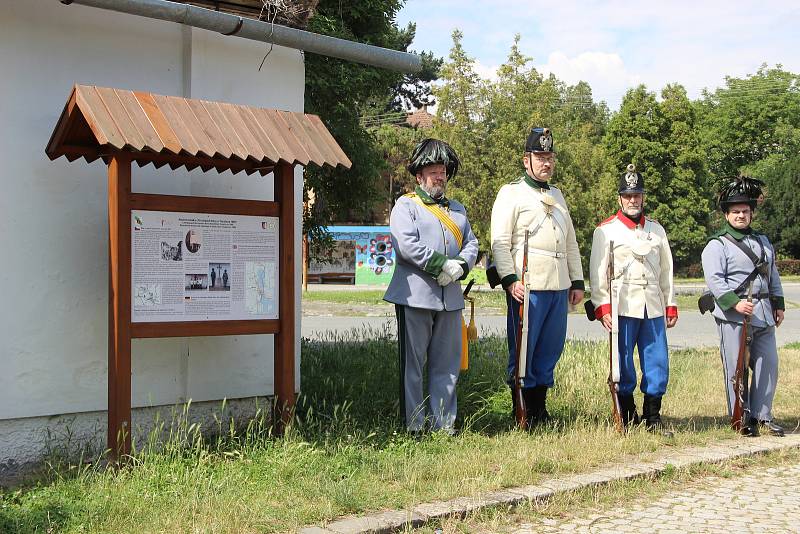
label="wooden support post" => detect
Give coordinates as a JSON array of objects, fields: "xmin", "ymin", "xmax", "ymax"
[
  {"xmin": 274, "ymin": 162, "xmax": 296, "ymax": 433},
  {"xmin": 107, "ymin": 153, "xmax": 133, "ymax": 459},
  {"xmin": 302, "ymin": 232, "xmax": 309, "ymax": 293}
]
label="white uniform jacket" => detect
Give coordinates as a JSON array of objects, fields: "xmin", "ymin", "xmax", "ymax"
[
  {"xmin": 589, "ymin": 211, "xmax": 677, "ymax": 320},
  {"xmin": 490, "ymin": 177, "xmax": 583, "ymax": 291}
]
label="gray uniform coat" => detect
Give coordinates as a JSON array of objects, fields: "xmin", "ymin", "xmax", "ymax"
[
  {"xmin": 701, "ymin": 231, "xmax": 783, "ymax": 327},
  {"xmin": 384, "ymin": 191, "xmax": 478, "ymax": 431},
  {"xmin": 384, "ymin": 195, "xmax": 479, "ymax": 310},
  {"xmin": 701, "ymin": 226, "xmax": 785, "ymax": 422}
]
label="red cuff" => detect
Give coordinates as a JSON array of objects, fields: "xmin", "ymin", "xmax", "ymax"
[
  {"xmin": 666, "ymin": 306, "xmax": 678, "ymax": 318},
  {"xmin": 595, "ymin": 303, "xmax": 611, "ymax": 320}
]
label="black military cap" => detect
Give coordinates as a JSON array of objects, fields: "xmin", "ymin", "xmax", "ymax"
[
  {"xmin": 618, "ymin": 163, "xmax": 645, "ymax": 194},
  {"xmin": 718, "ymin": 175, "xmax": 764, "ymax": 211},
  {"xmin": 407, "ymin": 138, "xmax": 460, "ymax": 179},
  {"xmin": 525, "ymin": 127, "xmax": 555, "ymax": 153}
]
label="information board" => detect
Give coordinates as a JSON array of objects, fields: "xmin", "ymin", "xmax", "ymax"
[{"xmin": 131, "ymin": 210, "xmax": 279, "ymax": 322}]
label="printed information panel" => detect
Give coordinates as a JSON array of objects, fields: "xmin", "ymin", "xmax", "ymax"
[{"xmin": 131, "ymin": 210, "xmax": 279, "ymax": 322}]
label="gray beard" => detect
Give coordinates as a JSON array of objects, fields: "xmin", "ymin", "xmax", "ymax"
[
  {"xmin": 421, "ymin": 183, "xmax": 445, "ymax": 200},
  {"xmin": 622, "ymin": 207, "xmax": 642, "ymax": 218}
]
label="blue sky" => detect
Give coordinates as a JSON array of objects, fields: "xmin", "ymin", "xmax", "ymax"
[{"xmin": 396, "ymin": 1, "xmax": 800, "ymax": 110}]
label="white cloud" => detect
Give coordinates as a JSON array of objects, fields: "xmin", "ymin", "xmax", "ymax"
[
  {"xmin": 398, "ymin": 1, "xmax": 800, "ymax": 111},
  {"xmin": 472, "ymin": 60, "xmax": 499, "ymax": 82},
  {"xmin": 538, "ymin": 51, "xmax": 642, "ymax": 108}
]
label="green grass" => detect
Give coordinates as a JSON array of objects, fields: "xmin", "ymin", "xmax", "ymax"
[
  {"xmin": 2, "ymin": 332, "xmax": 799, "ymax": 533},
  {"xmin": 302, "ymin": 288, "xmax": 753, "ymax": 315},
  {"xmin": 303, "ymin": 287, "xmax": 508, "ymax": 314},
  {"xmin": 303, "ymin": 289, "xmax": 388, "ymax": 305}
]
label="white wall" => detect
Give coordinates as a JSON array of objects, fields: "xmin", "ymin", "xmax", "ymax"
[{"xmin": 0, "ymin": 0, "xmax": 303, "ymax": 450}]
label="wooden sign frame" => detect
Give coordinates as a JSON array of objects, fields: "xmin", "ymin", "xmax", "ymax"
[{"xmin": 107, "ymin": 153, "xmax": 296, "ymax": 458}]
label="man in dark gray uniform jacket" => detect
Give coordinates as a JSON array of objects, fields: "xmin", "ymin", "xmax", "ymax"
[
  {"xmin": 701, "ymin": 176, "xmax": 785, "ymax": 437},
  {"xmin": 384, "ymin": 139, "xmax": 479, "ymax": 433}
]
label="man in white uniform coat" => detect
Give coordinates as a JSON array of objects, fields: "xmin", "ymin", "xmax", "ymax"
[{"xmin": 589, "ymin": 164, "xmax": 678, "ymax": 434}]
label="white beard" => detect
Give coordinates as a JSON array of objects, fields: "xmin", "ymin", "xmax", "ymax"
[{"xmin": 622, "ymin": 206, "xmax": 642, "ymax": 218}]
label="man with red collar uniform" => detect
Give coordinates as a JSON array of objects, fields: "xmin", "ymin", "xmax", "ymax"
[{"xmin": 589, "ymin": 164, "xmax": 678, "ymax": 433}]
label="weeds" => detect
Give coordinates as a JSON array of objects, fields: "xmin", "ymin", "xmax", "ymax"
[{"xmin": 1, "ymin": 330, "xmax": 798, "ymax": 533}]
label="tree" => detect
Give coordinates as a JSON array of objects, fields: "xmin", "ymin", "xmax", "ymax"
[
  {"xmin": 371, "ymin": 123, "xmax": 424, "ymax": 215},
  {"xmin": 429, "ymin": 30, "xmax": 492, "ymax": 247},
  {"xmin": 432, "ymin": 33, "xmax": 615, "ymax": 267},
  {"xmin": 745, "ymin": 152, "xmax": 800, "ymax": 257},
  {"xmin": 698, "ymin": 65, "xmax": 800, "ymax": 258},
  {"xmin": 303, "ymin": 0, "xmax": 439, "ymax": 242},
  {"xmin": 605, "ymin": 85, "xmax": 711, "ymax": 267},
  {"xmin": 698, "ymin": 65, "xmax": 800, "ymax": 178}
]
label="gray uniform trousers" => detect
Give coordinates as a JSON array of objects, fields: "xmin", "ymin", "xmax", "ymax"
[
  {"xmin": 396, "ymin": 304, "xmax": 462, "ymax": 432},
  {"xmin": 716, "ymin": 319, "xmax": 779, "ymax": 421}
]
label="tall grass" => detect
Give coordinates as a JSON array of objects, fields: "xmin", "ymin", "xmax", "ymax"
[{"xmin": 2, "ymin": 328, "xmax": 798, "ymax": 533}]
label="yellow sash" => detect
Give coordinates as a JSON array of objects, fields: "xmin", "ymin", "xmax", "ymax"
[
  {"xmin": 406, "ymin": 193, "xmax": 464, "ymax": 249},
  {"xmin": 406, "ymin": 193, "xmax": 469, "ymax": 370}
]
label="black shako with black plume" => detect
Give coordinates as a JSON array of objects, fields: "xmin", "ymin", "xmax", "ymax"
[
  {"xmin": 717, "ymin": 175, "xmax": 765, "ymax": 211},
  {"xmin": 407, "ymin": 138, "xmax": 460, "ymax": 179}
]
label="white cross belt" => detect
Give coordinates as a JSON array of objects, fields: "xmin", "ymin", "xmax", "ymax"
[{"xmin": 528, "ymin": 247, "xmax": 566, "ymax": 258}]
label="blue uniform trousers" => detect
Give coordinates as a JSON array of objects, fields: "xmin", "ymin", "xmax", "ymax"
[
  {"xmin": 506, "ymin": 290, "xmax": 568, "ymax": 388},
  {"xmin": 618, "ymin": 312, "xmax": 669, "ymax": 397}
]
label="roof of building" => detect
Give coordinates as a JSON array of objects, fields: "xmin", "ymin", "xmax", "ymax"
[
  {"xmin": 176, "ymin": 1, "xmax": 318, "ymax": 28},
  {"xmin": 46, "ymin": 84, "xmax": 351, "ymax": 175},
  {"xmin": 405, "ymin": 107, "xmax": 434, "ymax": 129}
]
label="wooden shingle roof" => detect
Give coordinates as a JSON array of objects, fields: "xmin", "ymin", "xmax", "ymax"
[{"xmin": 46, "ymin": 85, "xmax": 351, "ymax": 175}]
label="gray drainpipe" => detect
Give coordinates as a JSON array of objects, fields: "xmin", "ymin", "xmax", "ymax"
[{"xmin": 61, "ymin": 0, "xmax": 421, "ymax": 73}]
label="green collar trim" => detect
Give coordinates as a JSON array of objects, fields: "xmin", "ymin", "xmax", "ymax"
[
  {"xmin": 414, "ymin": 186, "xmax": 449, "ymax": 207},
  {"xmin": 710, "ymin": 221, "xmax": 757, "ymax": 241},
  {"xmin": 523, "ymin": 174, "xmax": 550, "ymax": 190}
]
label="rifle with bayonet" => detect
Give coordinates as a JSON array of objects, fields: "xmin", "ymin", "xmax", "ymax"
[
  {"xmin": 513, "ymin": 230, "xmax": 530, "ymax": 430},
  {"xmin": 607, "ymin": 240, "xmax": 624, "ymax": 433},
  {"xmin": 731, "ymin": 281, "xmax": 755, "ymax": 432}
]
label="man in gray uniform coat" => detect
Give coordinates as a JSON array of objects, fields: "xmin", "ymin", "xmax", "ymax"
[
  {"xmin": 384, "ymin": 138, "xmax": 479, "ymax": 433},
  {"xmin": 701, "ymin": 176, "xmax": 785, "ymax": 437}
]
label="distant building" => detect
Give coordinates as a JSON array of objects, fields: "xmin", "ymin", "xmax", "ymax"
[{"xmin": 405, "ymin": 106, "xmax": 435, "ymax": 129}]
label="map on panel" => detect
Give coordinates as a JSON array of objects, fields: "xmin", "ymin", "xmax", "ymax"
[{"xmin": 245, "ymin": 261, "xmax": 277, "ymax": 316}]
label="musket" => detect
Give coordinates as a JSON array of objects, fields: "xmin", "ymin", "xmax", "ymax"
[
  {"xmin": 513, "ymin": 230, "xmax": 530, "ymax": 429},
  {"xmin": 607, "ymin": 240, "xmax": 624, "ymax": 433},
  {"xmin": 731, "ymin": 281, "xmax": 755, "ymax": 432}
]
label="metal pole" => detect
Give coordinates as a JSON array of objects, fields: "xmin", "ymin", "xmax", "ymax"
[{"xmin": 62, "ymin": 0, "xmax": 422, "ymax": 73}]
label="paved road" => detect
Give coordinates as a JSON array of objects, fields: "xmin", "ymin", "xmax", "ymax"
[
  {"xmin": 301, "ymin": 310, "xmax": 800, "ymax": 349},
  {"xmin": 512, "ymin": 461, "xmax": 800, "ymax": 533}
]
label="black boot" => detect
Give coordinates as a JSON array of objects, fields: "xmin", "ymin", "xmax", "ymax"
[
  {"xmin": 739, "ymin": 417, "xmax": 759, "ymax": 437},
  {"xmin": 759, "ymin": 419, "xmax": 785, "ymax": 437},
  {"xmin": 643, "ymin": 395, "xmax": 673, "ymax": 438},
  {"xmin": 618, "ymin": 394, "xmax": 640, "ymax": 428},
  {"xmin": 525, "ymin": 386, "xmax": 550, "ymax": 427}
]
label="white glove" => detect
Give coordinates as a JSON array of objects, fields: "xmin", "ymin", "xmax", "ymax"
[
  {"xmin": 436, "ymin": 271, "xmax": 454, "ymax": 286},
  {"xmin": 442, "ymin": 259, "xmax": 464, "ymax": 281}
]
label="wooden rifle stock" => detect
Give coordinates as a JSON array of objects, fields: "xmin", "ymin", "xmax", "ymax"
[
  {"xmin": 514, "ymin": 230, "xmax": 530, "ymax": 430},
  {"xmin": 607, "ymin": 241, "xmax": 624, "ymax": 433},
  {"xmin": 731, "ymin": 282, "xmax": 755, "ymax": 432}
]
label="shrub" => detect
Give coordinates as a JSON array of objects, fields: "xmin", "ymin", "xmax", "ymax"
[{"xmin": 777, "ymin": 259, "xmax": 800, "ymax": 275}]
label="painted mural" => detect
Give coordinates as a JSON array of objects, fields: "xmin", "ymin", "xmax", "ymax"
[{"xmin": 309, "ymin": 226, "xmax": 395, "ymax": 285}]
